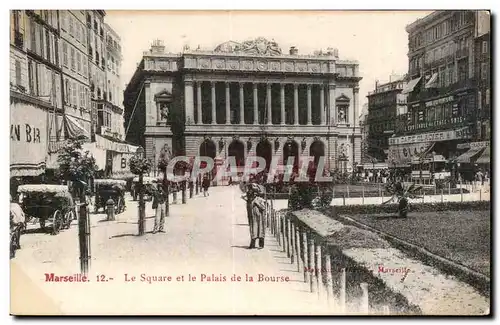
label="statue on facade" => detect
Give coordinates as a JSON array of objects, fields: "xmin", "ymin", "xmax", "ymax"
[
  {"xmin": 338, "ymin": 107, "xmax": 347, "ymax": 124},
  {"xmin": 159, "ymin": 103, "xmax": 170, "ymax": 121},
  {"xmin": 215, "ymin": 37, "xmax": 282, "ymax": 56}
]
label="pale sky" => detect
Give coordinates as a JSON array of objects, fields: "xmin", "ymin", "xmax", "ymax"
[{"xmin": 105, "ymin": 10, "xmax": 433, "ymax": 109}]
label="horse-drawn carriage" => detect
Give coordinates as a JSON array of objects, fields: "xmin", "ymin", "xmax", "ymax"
[
  {"xmin": 17, "ymin": 184, "xmax": 76, "ymax": 235},
  {"xmin": 94, "ymin": 179, "xmax": 127, "ymax": 214},
  {"xmin": 131, "ymin": 176, "xmax": 158, "ymax": 201}
]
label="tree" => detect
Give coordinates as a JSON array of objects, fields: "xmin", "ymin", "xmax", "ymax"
[{"xmin": 57, "ymin": 135, "xmax": 97, "ymax": 195}]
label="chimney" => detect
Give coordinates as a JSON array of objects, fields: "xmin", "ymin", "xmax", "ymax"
[
  {"xmin": 375, "ymin": 80, "xmax": 379, "ymax": 89},
  {"xmin": 151, "ymin": 39, "xmax": 165, "ymax": 54},
  {"xmin": 333, "ymin": 48, "xmax": 339, "ymax": 58},
  {"xmin": 289, "ymin": 46, "xmax": 298, "ymax": 55}
]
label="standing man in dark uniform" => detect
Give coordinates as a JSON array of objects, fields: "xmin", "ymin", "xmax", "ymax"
[{"xmin": 241, "ymin": 182, "xmax": 267, "ymax": 249}]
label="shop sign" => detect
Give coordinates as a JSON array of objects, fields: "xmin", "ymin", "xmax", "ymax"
[
  {"xmin": 389, "ymin": 127, "xmax": 470, "ymax": 145},
  {"xmin": 457, "ymin": 141, "xmax": 489, "ymax": 150},
  {"xmin": 425, "ymin": 96, "xmax": 454, "ymax": 107},
  {"xmin": 10, "ymin": 102, "xmax": 48, "ymax": 170},
  {"xmin": 387, "ymin": 142, "xmax": 431, "ymax": 165}
]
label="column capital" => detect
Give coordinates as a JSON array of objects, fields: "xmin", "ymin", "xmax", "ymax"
[
  {"xmin": 225, "ymin": 81, "xmax": 230, "ymax": 87},
  {"xmin": 306, "ymin": 84, "xmax": 312, "ymax": 90},
  {"xmin": 210, "ymin": 81, "xmax": 217, "ymax": 87},
  {"xmin": 328, "ymin": 83, "xmax": 336, "ymax": 90},
  {"xmin": 253, "ymin": 83, "xmax": 258, "ymax": 89},
  {"xmin": 239, "ymin": 81, "xmax": 245, "ymax": 87},
  {"xmin": 184, "ymin": 80, "xmax": 194, "ymax": 86},
  {"xmin": 293, "ymin": 83, "xmax": 298, "ymax": 89},
  {"xmin": 353, "ymin": 86, "xmax": 360, "ymax": 93},
  {"xmin": 266, "ymin": 83, "xmax": 272, "ymax": 89}
]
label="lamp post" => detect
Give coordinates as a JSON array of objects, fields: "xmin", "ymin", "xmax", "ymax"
[{"xmin": 136, "ymin": 146, "xmax": 146, "ymax": 236}]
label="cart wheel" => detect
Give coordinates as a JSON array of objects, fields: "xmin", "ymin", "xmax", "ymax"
[
  {"xmin": 52, "ymin": 210, "xmax": 63, "ymax": 235},
  {"xmin": 64, "ymin": 210, "xmax": 75, "ymax": 229}
]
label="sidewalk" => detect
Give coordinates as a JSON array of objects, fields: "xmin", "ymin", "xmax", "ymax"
[{"xmin": 11, "ymin": 187, "xmax": 334, "ymax": 315}]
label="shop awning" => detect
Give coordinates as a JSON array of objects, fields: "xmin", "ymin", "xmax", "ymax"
[
  {"xmin": 401, "ymin": 77, "xmax": 422, "ymax": 94},
  {"xmin": 65, "ymin": 115, "xmax": 90, "ymax": 139},
  {"xmin": 476, "ymin": 146, "xmax": 490, "ymax": 164},
  {"xmin": 456, "ymin": 147, "xmax": 485, "ymax": 164},
  {"xmin": 425, "ymin": 73, "xmax": 439, "ymax": 89},
  {"xmin": 10, "ymin": 162, "xmax": 45, "ymax": 177}
]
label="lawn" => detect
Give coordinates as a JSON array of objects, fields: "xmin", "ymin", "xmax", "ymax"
[{"xmin": 344, "ymin": 210, "xmax": 491, "ymax": 277}]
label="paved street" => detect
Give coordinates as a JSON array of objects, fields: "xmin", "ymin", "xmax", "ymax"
[{"xmin": 11, "ymin": 186, "xmax": 335, "ymax": 315}]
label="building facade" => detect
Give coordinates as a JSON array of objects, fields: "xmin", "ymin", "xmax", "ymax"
[
  {"xmin": 124, "ymin": 38, "xmax": 363, "ymax": 176},
  {"xmin": 10, "ymin": 9, "xmax": 132, "ymax": 184},
  {"xmin": 10, "ymin": 10, "xmax": 64, "ymax": 178},
  {"xmin": 389, "ymin": 10, "xmax": 491, "ymax": 177},
  {"xmin": 366, "ymin": 76, "xmax": 407, "ymax": 163}
]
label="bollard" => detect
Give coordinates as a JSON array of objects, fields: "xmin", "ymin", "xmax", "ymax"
[
  {"xmin": 281, "ymin": 215, "xmax": 286, "ymax": 253},
  {"xmin": 360, "ymin": 282, "xmax": 369, "ymax": 314},
  {"xmin": 106, "ymin": 198, "xmax": 115, "ymax": 221},
  {"xmin": 362, "ymin": 186, "xmax": 365, "ymax": 205},
  {"xmin": 460, "ymin": 180, "xmax": 463, "ymax": 202},
  {"xmin": 441, "ymin": 189, "xmax": 444, "ymax": 203},
  {"xmin": 172, "ymin": 188, "xmax": 178, "ymax": 204},
  {"xmin": 421, "ymin": 188, "xmax": 425, "ymax": 203},
  {"xmin": 343, "ymin": 194, "xmax": 346, "ymax": 206},
  {"xmin": 448, "ymin": 181, "xmax": 451, "ymax": 195},
  {"xmin": 286, "ymin": 218, "xmax": 291, "ymax": 258},
  {"xmin": 480, "ymin": 188, "xmax": 482, "ymax": 201},
  {"xmin": 189, "ymin": 182, "xmax": 193, "ymax": 199},
  {"xmin": 346, "ymin": 184, "xmax": 350, "ymax": 198}
]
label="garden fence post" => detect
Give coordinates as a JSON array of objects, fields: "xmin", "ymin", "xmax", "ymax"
[
  {"xmin": 434, "ymin": 182, "xmax": 437, "ymax": 195},
  {"xmin": 324, "ymin": 251, "xmax": 333, "ymax": 305},
  {"xmin": 448, "ymin": 181, "xmax": 451, "ymax": 195},
  {"xmin": 303, "ymin": 231, "xmax": 309, "ymax": 283},
  {"xmin": 378, "ymin": 183, "xmax": 381, "ymax": 197},
  {"xmin": 441, "ymin": 189, "xmax": 444, "ymax": 203},
  {"xmin": 296, "ymin": 225, "xmax": 301, "ymax": 272},
  {"xmin": 309, "ymin": 236, "xmax": 316, "ymax": 293},
  {"xmin": 362, "ymin": 186, "xmax": 365, "ymax": 205},
  {"xmin": 360, "ymin": 282, "xmax": 369, "ymax": 314},
  {"xmin": 343, "ymin": 194, "xmax": 346, "ymax": 206},
  {"xmin": 480, "ymin": 188, "xmax": 482, "ymax": 201},
  {"xmin": 340, "ymin": 268, "xmax": 346, "ymax": 313},
  {"xmin": 315, "ymin": 242, "xmax": 322, "ymax": 298},
  {"xmin": 290, "ymin": 221, "xmax": 295, "ymax": 264},
  {"xmin": 282, "ymin": 214, "xmax": 286, "ymax": 252},
  {"xmin": 347, "ymin": 184, "xmax": 350, "ymax": 198},
  {"xmin": 421, "ymin": 188, "xmax": 424, "ymax": 203}
]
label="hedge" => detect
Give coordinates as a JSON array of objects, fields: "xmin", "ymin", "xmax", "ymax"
[{"xmin": 321, "ymin": 201, "xmax": 490, "ymax": 215}]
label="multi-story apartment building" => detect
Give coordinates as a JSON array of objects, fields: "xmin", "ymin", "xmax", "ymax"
[
  {"xmin": 85, "ymin": 10, "xmax": 107, "ymax": 140},
  {"xmin": 366, "ymin": 76, "xmax": 407, "ymax": 162},
  {"xmin": 59, "ymin": 10, "xmax": 92, "ymax": 138},
  {"xmin": 10, "ymin": 10, "xmax": 64, "ymax": 178},
  {"xmin": 388, "ymin": 10, "xmax": 491, "ymax": 182}
]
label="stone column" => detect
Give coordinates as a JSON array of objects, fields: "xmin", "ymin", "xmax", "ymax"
[
  {"xmin": 196, "ymin": 82, "xmax": 202, "ymax": 124},
  {"xmin": 266, "ymin": 83, "xmax": 272, "ymax": 125},
  {"xmin": 328, "ymin": 84, "xmax": 336, "ymax": 125},
  {"xmin": 253, "ymin": 83, "xmax": 258, "ymax": 125},
  {"xmin": 280, "ymin": 84, "xmax": 285, "ymax": 125},
  {"xmin": 225, "ymin": 82, "xmax": 231, "ymax": 124},
  {"xmin": 293, "ymin": 84, "xmax": 299, "ymax": 125},
  {"xmin": 320, "ymin": 85, "xmax": 325, "ymax": 125},
  {"xmin": 307, "ymin": 84, "xmax": 312, "ymax": 125},
  {"xmin": 239, "ymin": 82, "xmax": 245, "ymax": 124},
  {"xmin": 184, "ymin": 80, "xmax": 194, "ymax": 125},
  {"xmin": 211, "ymin": 81, "xmax": 216, "ymax": 125},
  {"xmin": 353, "ymin": 86, "xmax": 359, "ymax": 126}
]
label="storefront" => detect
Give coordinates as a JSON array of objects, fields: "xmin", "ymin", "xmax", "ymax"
[
  {"xmin": 95, "ymin": 134, "xmax": 138, "ymax": 179},
  {"xmin": 455, "ymin": 141, "xmax": 489, "ymax": 180},
  {"xmin": 10, "ymin": 101, "xmax": 48, "ymax": 177}
]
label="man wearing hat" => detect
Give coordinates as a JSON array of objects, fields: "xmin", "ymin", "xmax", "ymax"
[
  {"xmin": 152, "ymin": 184, "xmax": 167, "ymax": 233},
  {"xmin": 242, "ymin": 182, "xmax": 267, "ymax": 249}
]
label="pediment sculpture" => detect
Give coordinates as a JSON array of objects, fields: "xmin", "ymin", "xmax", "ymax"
[{"xmin": 214, "ymin": 37, "xmax": 282, "ymax": 56}]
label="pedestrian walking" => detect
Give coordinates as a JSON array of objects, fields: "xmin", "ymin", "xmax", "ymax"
[
  {"xmin": 202, "ymin": 174, "xmax": 210, "ymax": 197},
  {"xmin": 152, "ymin": 185, "xmax": 167, "ymax": 233}
]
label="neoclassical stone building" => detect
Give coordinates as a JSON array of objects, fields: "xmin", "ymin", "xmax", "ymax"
[{"xmin": 124, "ymin": 38, "xmax": 362, "ymax": 174}]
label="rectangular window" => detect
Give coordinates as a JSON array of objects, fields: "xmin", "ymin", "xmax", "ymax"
[
  {"xmin": 482, "ymin": 41, "xmax": 488, "ymax": 54},
  {"xmin": 63, "ymin": 42, "xmax": 68, "ymax": 67},
  {"xmin": 77, "ymin": 51, "xmax": 81, "ymax": 73},
  {"xmin": 83, "ymin": 58, "xmax": 88, "ymax": 77},
  {"xmin": 45, "ymin": 30, "xmax": 51, "ymax": 62},
  {"xmin": 79, "ymin": 84, "xmax": 85, "ymax": 107},
  {"xmin": 485, "ymin": 89, "xmax": 490, "ymax": 105},
  {"xmin": 15, "ymin": 60, "xmax": 21, "ymax": 86},
  {"xmin": 481, "ymin": 62, "xmax": 488, "ymax": 79},
  {"xmin": 72, "ymin": 81, "xmax": 77, "ymax": 105},
  {"xmin": 478, "ymin": 91, "xmax": 482, "ymax": 110},
  {"xmin": 75, "ymin": 21, "xmax": 80, "ymax": 41},
  {"xmin": 70, "ymin": 47, "xmax": 75, "ymax": 70},
  {"xmin": 69, "ymin": 15, "xmax": 74, "ymax": 36}
]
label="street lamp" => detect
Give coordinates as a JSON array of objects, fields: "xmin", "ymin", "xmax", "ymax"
[{"xmin": 136, "ymin": 146, "xmax": 146, "ymax": 236}]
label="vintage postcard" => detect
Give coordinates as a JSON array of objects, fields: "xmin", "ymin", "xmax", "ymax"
[{"xmin": 9, "ymin": 9, "xmax": 491, "ymax": 316}]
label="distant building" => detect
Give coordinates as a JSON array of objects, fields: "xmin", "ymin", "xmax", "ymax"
[
  {"xmin": 124, "ymin": 39, "xmax": 363, "ymax": 177},
  {"xmin": 366, "ymin": 76, "xmax": 407, "ymax": 163},
  {"xmin": 389, "ymin": 10, "xmax": 491, "ymax": 181}
]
